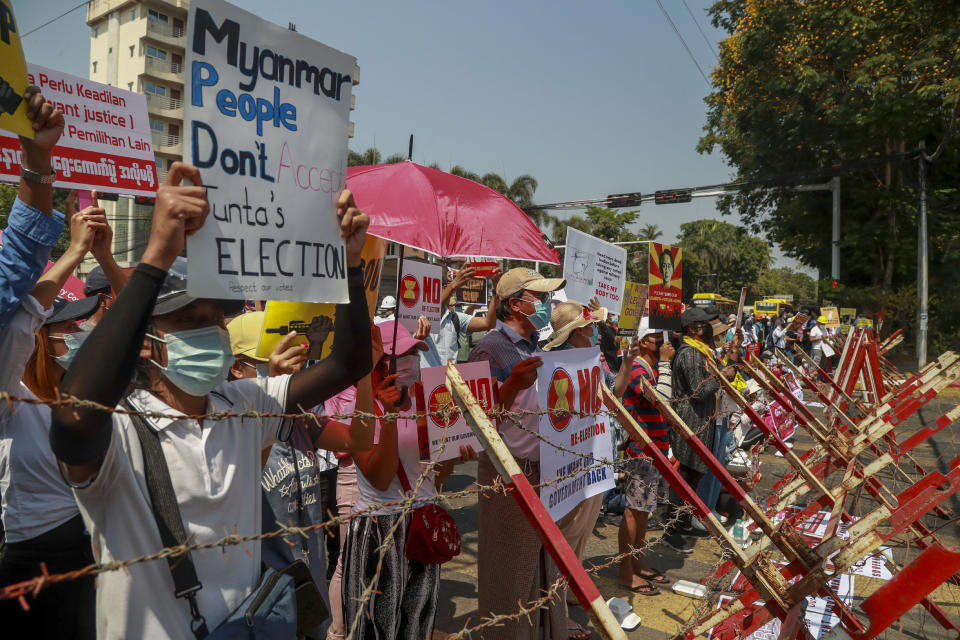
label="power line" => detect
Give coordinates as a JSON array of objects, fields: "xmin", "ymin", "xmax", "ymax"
[
  {"xmin": 680, "ymin": 0, "xmax": 718, "ymax": 61},
  {"xmin": 21, "ymin": 1, "xmax": 90, "ymax": 39},
  {"xmin": 654, "ymin": 0, "xmax": 711, "ymax": 86}
]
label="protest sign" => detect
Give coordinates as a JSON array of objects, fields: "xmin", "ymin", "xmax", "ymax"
[
  {"xmin": 0, "ymin": 0, "xmax": 32, "ymax": 139},
  {"xmin": 839, "ymin": 307, "xmax": 856, "ymax": 321},
  {"xmin": 617, "ymin": 281, "xmax": 646, "ymax": 333},
  {"xmin": 821, "ymin": 306, "xmax": 840, "ymax": 328},
  {"xmin": 183, "ymin": 0, "xmax": 356, "ymax": 302},
  {"xmin": 450, "ymin": 257, "xmax": 499, "ymax": 278},
  {"xmin": 256, "ymin": 236, "xmax": 386, "ymax": 359},
  {"xmin": 0, "ymin": 64, "xmax": 156, "ymax": 195},
  {"xmin": 856, "ymin": 317, "xmax": 874, "ymax": 329},
  {"xmin": 455, "ymin": 276, "xmax": 487, "ymax": 306},
  {"xmin": 648, "ymin": 242, "xmax": 683, "ymax": 330},
  {"xmin": 418, "ymin": 361, "xmax": 489, "ymax": 461},
  {"xmin": 537, "ymin": 347, "xmax": 615, "ymax": 521},
  {"xmin": 396, "ymin": 259, "xmax": 443, "ymax": 332},
  {"xmin": 562, "ymin": 227, "xmax": 626, "ymax": 308}
]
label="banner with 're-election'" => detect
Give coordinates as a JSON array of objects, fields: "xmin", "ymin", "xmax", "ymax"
[
  {"xmin": 648, "ymin": 242, "xmax": 682, "ymax": 330},
  {"xmin": 184, "ymin": 0, "xmax": 356, "ymax": 302},
  {"xmin": 537, "ymin": 347, "xmax": 615, "ymax": 521},
  {"xmin": 0, "ymin": 64, "xmax": 156, "ymax": 195}
]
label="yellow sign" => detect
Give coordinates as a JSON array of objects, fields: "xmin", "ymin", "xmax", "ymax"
[
  {"xmin": 618, "ymin": 281, "xmax": 647, "ymax": 331},
  {"xmin": 856, "ymin": 317, "xmax": 874, "ymax": 329},
  {"xmin": 0, "ymin": 0, "xmax": 33, "ymax": 138},
  {"xmin": 839, "ymin": 307, "xmax": 857, "ymax": 321},
  {"xmin": 256, "ymin": 236, "xmax": 387, "ymax": 359},
  {"xmin": 821, "ymin": 306, "xmax": 840, "ymax": 328}
]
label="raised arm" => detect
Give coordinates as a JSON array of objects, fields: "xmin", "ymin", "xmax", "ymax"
[
  {"xmin": 313, "ymin": 373, "xmax": 376, "ymax": 453},
  {"xmin": 352, "ymin": 374, "xmax": 402, "ymax": 491},
  {"xmin": 30, "ymin": 206, "xmax": 106, "ymax": 309},
  {"xmin": 285, "ymin": 190, "xmax": 372, "ymax": 412},
  {"xmin": 84, "ymin": 191, "xmax": 130, "ymax": 294},
  {"xmin": 0, "ymin": 88, "xmax": 66, "ymax": 325},
  {"xmin": 50, "ymin": 164, "xmax": 211, "ymax": 481}
]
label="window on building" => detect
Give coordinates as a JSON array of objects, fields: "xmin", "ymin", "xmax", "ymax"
[
  {"xmin": 145, "ymin": 45, "xmax": 168, "ymax": 61},
  {"xmin": 149, "ymin": 120, "xmax": 165, "ymax": 133},
  {"xmin": 148, "ymin": 9, "xmax": 169, "ymax": 24},
  {"xmin": 144, "ymin": 81, "xmax": 166, "ymax": 97},
  {"xmin": 131, "ymin": 8, "xmax": 136, "ymax": 19},
  {"xmin": 92, "ymin": 61, "xmax": 97, "ymax": 73},
  {"xmin": 129, "ymin": 45, "xmax": 135, "ymax": 57},
  {"xmin": 93, "ymin": 26, "xmax": 98, "ymax": 37},
  {"xmin": 108, "ymin": 47, "xmax": 112, "ymax": 53},
  {"xmin": 128, "ymin": 82, "xmax": 134, "ymax": 91}
]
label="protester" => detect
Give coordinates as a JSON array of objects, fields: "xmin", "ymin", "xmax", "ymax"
[
  {"xmin": 75, "ymin": 193, "xmax": 128, "ymax": 329},
  {"xmin": 375, "ymin": 295, "xmax": 397, "ymax": 323},
  {"xmin": 324, "ymin": 321, "xmax": 423, "ymax": 640},
  {"xmin": 226, "ymin": 310, "xmax": 376, "ymax": 640},
  {"xmin": 808, "ymin": 315, "xmax": 827, "ymax": 366},
  {"xmin": 542, "ymin": 301, "xmax": 634, "ymax": 637},
  {"xmin": 663, "ymin": 307, "xmax": 738, "ymax": 554},
  {"xmin": 340, "ymin": 321, "xmax": 475, "ymax": 639},
  {"xmin": 434, "ymin": 264, "xmax": 497, "ymax": 364},
  {"xmin": 467, "ymin": 266, "xmax": 566, "ymax": 640},
  {"xmin": 598, "ymin": 312, "xmax": 620, "ymax": 373},
  {"xmin": 49, "ymin": 163, "xmax": 373, "ymax": 638},
  {"xmin": 0, "ymin": 86, "xmax": 66, "ymax": 327},
  {"xmin": 618, "ymin": 318, "xmax": 675, "ymax": 594},
  {"xmin": 0, "ymin": 198, "xmax": 109, "ymax": 639}
]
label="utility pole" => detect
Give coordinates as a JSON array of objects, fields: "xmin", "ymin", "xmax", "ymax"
[
  {"xmin": 831, "ymin": 176, "xmax": 841, "ymax": 282},
  {"xmin": 917, "ymin": 143, "xmax": 929, "ymax": 368}
]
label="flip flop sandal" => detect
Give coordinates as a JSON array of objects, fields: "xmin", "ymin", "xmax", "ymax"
[
  {"xmin": 622, "ymin": 581, "xmax": 660, "ymax": 596},
  {"xmin": 567, "ymin": 622, "xmax": 592, "ymax": 640},
  {"xmin": 639, "ymin": 568, "xmax": 671, "ymax": 584}
]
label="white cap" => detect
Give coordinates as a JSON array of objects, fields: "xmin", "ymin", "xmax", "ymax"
[
  {"xmin": 637, "ymin": 317, "xmax": 656, "ymax": 339},
  {"xmin": 380, "ymin": 295, "xmax": 397, "ymax": 310}
]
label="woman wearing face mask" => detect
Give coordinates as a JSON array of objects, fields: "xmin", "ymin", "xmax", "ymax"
[
  {"xmin": 334, "ymin": 321, "xmax": 474, "ymax": 640},
  {"xmin": 0, "ymin": 204, "xmax": 113, "ymax": 640},
  {"xmin": 542, "ymin": 301, "xmax": 640, "ymax": 637}
]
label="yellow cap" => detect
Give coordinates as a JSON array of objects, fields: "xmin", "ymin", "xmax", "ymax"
[{"xmin": 227, "ymin": 311, "xmax": 268, "ymax": 361}]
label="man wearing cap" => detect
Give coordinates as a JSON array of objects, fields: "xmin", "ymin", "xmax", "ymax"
[
  {"xmin": 374, "ymin": 294, "xmax": 396, "ymax": 324},
  {"xmin": 618, "ymin": 318, "xmax": 676, "ymax": 593},
  {"xmin": 49, "ymin": 163, "xmax": 374, "ymax": 639},
  {"xmin": 808, "ymin": 315, "xmax": 831, "ymax": 367},
  {"xmin": 467, "ymin": 266, "xmax": 566, "ymax": 640}
]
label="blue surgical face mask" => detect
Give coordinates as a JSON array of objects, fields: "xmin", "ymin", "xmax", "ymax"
[
  {"xmin": 50, "ymin": 329, "xmax": 91, "ymax": 370},
  {"xmin": 147, "ymin": 326, "xmax": 233, "ymax": 396},
  {"xmin": 519, "ymin": 296, "xmax": 552, "ymax": 331},
  {"xmin": 590, "ymin": 324, "xmax": 599, "ymax": 346}
]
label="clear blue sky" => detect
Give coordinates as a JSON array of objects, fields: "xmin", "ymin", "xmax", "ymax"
[{"xmin": 13, "ymin": 0, "xmax": 807, "ymax": 271}]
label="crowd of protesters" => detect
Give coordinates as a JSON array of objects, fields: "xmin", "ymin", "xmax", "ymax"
[{"xmin": 0, "ymin": 88, "xmax": 840, "ymax": 640}]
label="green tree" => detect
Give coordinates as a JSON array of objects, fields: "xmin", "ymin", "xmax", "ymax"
[
  {"xmin": 677, "ymin": 219, "xmax": 771, "ymax": 299},
  {"xmin": 701, "ymin": 0, "xmax": 960, "ymax": 348},
  {"xmin": 756, "ymin": 267, "xmax": 817, "ymax": 305}
]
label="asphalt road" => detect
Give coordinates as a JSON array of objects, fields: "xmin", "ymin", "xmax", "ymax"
[{"xmin": 432, "ymin": 384, "xmax": 960, "ymax": 639}]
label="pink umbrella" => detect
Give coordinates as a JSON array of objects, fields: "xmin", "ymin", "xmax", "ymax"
[{"xmin": 347, "ymin": 162, "xmax": 560, "ymax": 264}]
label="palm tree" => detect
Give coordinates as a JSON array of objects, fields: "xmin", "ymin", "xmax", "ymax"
[
  {"xmin": 384, "ymin": 153, "xmax": 407, "ymax": 164},
  {"xmin": 347, "ymin": 147, "xmax": 382, "ymax": 166},
  {"xmin": 639, "ymin": 223, "xmax": 663, "ymax": 242}
]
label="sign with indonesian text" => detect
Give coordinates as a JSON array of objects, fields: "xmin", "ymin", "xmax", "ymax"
[
  {"xmin": 561, "ymin": 227, "xmax": 626, "ymax": 308},
  {"xmin": 396, "ymin": 259, "xmax": 443, "ymax": 333},
  {"xmin": 184, "ymin": 0, "xmax": 356, "ymax": 302},
  {"xmin": 0, "ymin": 64, "xmax": 156, "ymax": 195},
  {"xmin": 648, "ymin": 242, "xmax": 683, "ymax": 330},
  {"xmin": 537, "ymin": 347, "xmax": 615, "ymax": 521},
  {"xmin": 418, "ymin": 361, "xmax": 489, "ymax": 461}
]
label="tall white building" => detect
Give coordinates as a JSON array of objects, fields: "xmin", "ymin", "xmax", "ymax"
[{"xmin": 85, "ymin": 0, "xmax": 356, "ymax": 268}]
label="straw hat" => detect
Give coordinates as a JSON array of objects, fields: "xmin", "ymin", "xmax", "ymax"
[{"xmin": 543, "ymin": 301, "xmax": 607, "ymax": 350}]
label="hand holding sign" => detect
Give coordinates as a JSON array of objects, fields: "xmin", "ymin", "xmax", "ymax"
[
  {"xmin": 269, "ymin": 331, "xmax": 309, "ymax": 375},
  {"xmin": 141, "ymin": 163, "xmax": 210, "ymax": 272},
  {"xmin": 506, "ymin": 356, "xmax": 543, "ymax": 392},
  {"xmin": 337, "ymin": 188, "xmax": 369, "ymax": 268},
  {"xmin": 20, "ymin": 86, "xmax": 64, "ymax": 170}
]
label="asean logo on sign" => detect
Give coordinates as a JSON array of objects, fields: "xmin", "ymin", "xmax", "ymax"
[
  {"xmin": 547, "ymin": 368, "xmax": 575, "ymax": 432},
  {"xmin": 400, "ymin": 275, "xmax": 420, "ymax": 307},
  {"xmin": 428, "ymin": 384, "xmax": 458, "ymax": 428}
]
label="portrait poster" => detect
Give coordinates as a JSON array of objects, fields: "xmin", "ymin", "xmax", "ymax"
[{"xmin": 648, "ymin": 242, "xmax": 682, "ymax": 330}]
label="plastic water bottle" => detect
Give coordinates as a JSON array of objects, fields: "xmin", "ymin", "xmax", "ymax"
[{"xmin": 732, "ymin": 519, "xmax": 744, "ymax": 546}]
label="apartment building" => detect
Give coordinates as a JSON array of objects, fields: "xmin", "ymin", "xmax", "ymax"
[{"xmin": 85, "ymin": 0, "xmax": 357, "ymax": 267}]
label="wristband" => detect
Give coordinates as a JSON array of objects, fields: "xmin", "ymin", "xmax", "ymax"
[{"xmin": 20, "ymin": 166, "xmax": 56, "ymax": 184}]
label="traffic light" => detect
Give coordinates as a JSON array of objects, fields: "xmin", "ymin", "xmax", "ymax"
[
  {"xmin": 134, "ymin": 195, "xmax": 156, "ymax": 206},
  {"xmin": 831, "ymin": 279, "xmax": 839, "ymax": 289},
  {"xmin": 605, "ymin": 192, "xmax": 643, "ymax": 208},
  {"xmin": 654, "ymin": 189, "xmax": 692, "ymax": 204}
]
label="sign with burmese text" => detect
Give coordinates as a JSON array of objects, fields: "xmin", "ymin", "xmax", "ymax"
[
  {"xmin": 537, "ymin": 347, "xmax": 615, "ymax": 521},
  {"xmin": 418, "ymin": 361, "xmax": 489, "ymax": 462},
  {"xmin": 0, "ymin": 64, "xmax": 156, "ymax": 195},
  {"xmin": 648, "ymin": 242, "xmax": 683, "ymax": 330},
  {"xmin": 184, "ymin": 0, "xmax": 356, "ymax": 302}
]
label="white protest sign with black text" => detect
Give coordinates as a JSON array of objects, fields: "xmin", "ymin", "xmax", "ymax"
[
  {"xmin": 0, "ymin": 64, "xmax": 156, "ymax": 195},
  {"xmin": 184, "ymin": 0, "xmax": 356, "ymax": 302},
  {"xmin": 418, "ymin": 361, "xmax": 489, "ymax": 461},
  {"xmin": 537, "ymin": 347, "xmax": 615, "ymax": 521},
  {"xmin": 562, "ymin": 227, "xmax": 627, "ymax": 308},
  {"xmin": 396, "ymin": 260, "xmax": 443, "ymax": 333}
]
